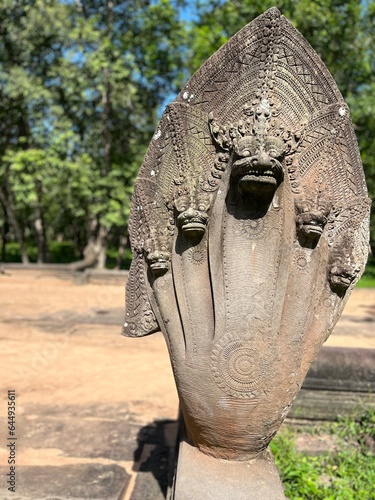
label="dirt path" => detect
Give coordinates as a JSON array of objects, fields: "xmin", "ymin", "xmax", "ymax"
[{"xmin": 0, "ymin": 273, "xmax": 178, "ymax": 418}]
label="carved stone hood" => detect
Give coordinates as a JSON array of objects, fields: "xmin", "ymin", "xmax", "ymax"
[{"xmin": 124, "ymin": 7, "xmax": 370, "ymax": 462}]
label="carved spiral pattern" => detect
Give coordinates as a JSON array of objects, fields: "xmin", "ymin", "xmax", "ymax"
[
  {"xmin": 211, "ymin": 334, "xmax": 267, "ymax": 398},
  {"xmin": 240, "ymin": 216, "xmax": 269, "ymax": 239},
  {"xmin": 187, "ymin": 247, "xmax": 205, "ymax": 265},
  {"xmin": 294, "ymin": 250, "xmax": 309, "ymax": 272}
]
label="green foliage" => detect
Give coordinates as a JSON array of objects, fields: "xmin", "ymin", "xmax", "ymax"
[
  {"xmin": 357, "ymin": 256, "xmax": 375, "ymax": 288},
  {"xmin": 0, "ymin": 0, "xmax": 188, "ymax": 266},
  {"xmin": 356, "ymin": 275, "xmax": 375, "ymax": 288},
  {"xmin": 106, "ymin": 245, "xmax": 132, "ymax": 269},
  {"xmin": 331, "ymin": 409, "xmax": 375, "ymax": 448},
  {"xmin": 49, "ymin": 241, "xmax": 77, "ymax": 263},
  {"xmin": 2, "ymin": 241, "xmax": 37, "ymax": 263},
  {"xmin": 271, "ymin": 411, "xmax": 375, "ymax": 499},
  {"xmin": 2, "ymin": 240, "xmax": 132, "ymax": 267}
]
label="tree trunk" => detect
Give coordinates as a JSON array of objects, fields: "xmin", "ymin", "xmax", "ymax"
[
  {"xmin": 102, "ymin": 0, "xmax": 113, "ymax": 175},
  {"xmin": 95, "ymin": 225, "xmax": 108, "ymax": 269},
  {"xmin": 0, "ymin": 203, "xmax": 9, "ymax": 262},
  {"xmin": 33, "ymin": 182, "xmax": 49, "ymax": 263},
  {"xmin": 35, "ymin": 212, "xmax": 49, "ymax": 263},
  {"xmin": 114, "ymin": 234, "xmax": 127, "ymax": 269},
  {"xmin": 94, "ymin": 0, "xmax": 112, "ymax": 271},
  {"xmin": 34, "ymin": 214, "xmax": 45, "ymax": 264},
  {"xmin": 68, "ymin": 240, "xmax": 99, "ymax": 271},
  {"xmin": 68, "ymin": 220, "xmax": 108, "ymax": 270},
  {"xmin": 0, "ymin": 184, "xmax": 29, "ymax": 264}
]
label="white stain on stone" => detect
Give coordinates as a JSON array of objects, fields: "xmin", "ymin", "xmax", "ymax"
[{"xmin": 153, "ymin": 129, "xmax": 161, "ymax": 140}]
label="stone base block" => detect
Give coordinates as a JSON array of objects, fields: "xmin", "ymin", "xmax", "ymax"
[{"xmin": 171, "ymin": 440, "xmax": 286, "ymax": 500}]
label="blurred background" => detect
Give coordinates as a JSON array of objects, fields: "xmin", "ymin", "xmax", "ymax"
[{"xmin": 0, "ymin": 0, "xmax": 374, "ymax": 277}]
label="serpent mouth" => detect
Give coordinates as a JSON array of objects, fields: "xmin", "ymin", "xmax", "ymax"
[
  {"xmin": 304, "ymin": 225, "xmax": 323, "ymax": 236},
  {"xmin": 182, "ymin": 219, "xmax": 207, "ymax": 233},
  {"xmin": 332, "ymin": 275, "xmax": 352, "ymax": 287},
  {"xmin": 239, "ymin": 171, "xmax": 278, "ymax": 186},
  {"xmin": 301, "ymin": 220, "xmax": 325, "ymax": 236},
  {"xmin": 232, "ymin": 156, "xmax": 283, "ymax": 189},
  {"xmin": 297, "ymin": 213, "xmax": 328, "ymax": 237},
  {"xmin": 329, "ymin": 265, "xmax": 358, "ymax": 293},
  {"xmin": 150, "ymin": 260, "xmax": 169, "ymax": 272},
  {"xmin": 147, "ymin": 251, "xmax": 170, "ymax": 276},
  {"xmin": 177, "ymin": 209, "xmax": 209, "ymax": 236}
]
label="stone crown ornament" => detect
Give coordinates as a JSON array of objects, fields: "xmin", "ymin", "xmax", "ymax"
[{"xmin": 124, "ymin": 7, "xmax": 370, "ymax": 498}]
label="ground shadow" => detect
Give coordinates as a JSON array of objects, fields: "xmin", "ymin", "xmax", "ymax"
[
  {"xmin": 133, "ymin": 419, "xmax": 180, "ymax": 498},
  {"xmin": 365, "ymin": 304, "xmax": 375, "ymax": 317}
]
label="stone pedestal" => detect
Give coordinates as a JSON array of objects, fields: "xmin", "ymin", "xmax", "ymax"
[{"xmin": 172, "ymin": 440, "xmax": 286, "ymax": 500}]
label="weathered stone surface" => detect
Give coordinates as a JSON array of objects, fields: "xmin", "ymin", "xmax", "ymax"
[
  {"xmin": 132, "ymin": 420, "xmax": 179, "ymax": 500},
  {"xmin": 0, "ymin": 464, "xmax": 129, "ymax": 500},
  {"xmin": 290, "ymin": 389, "xmax": 375, "ymax": 421},
  {"xmin": 124, "ymin": 5, "xmax": 370, "ymax": 496},
  {"xmin": 0, "ymin": 402, "xmax": 180, "ymax": 500},
  {"xmin": 289, "ymin": 346, "xmax": 375, "ymax": 420},
  {"xmin": 3, "ymin": 307, "xmax": 125, "ymax": 332},
  {"xmin": 172, "ymin": 441, "xmax": 286, "ymax": 500},
  {"xmin": 14, "ymin": 403, "xmax": 139, "ymax": 461},
  {"xmin": 303, "ymin": 346, "xmax": 375, "ymax": 392},
  {"xmin": 294, "ymin": 433, "xmax": 344, "ymax": 455}
]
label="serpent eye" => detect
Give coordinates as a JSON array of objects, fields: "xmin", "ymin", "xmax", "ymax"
[
  {"xmin": 264, "ymin": 137, "xmax": 285, "ymax": 159},
  {"xmin": 236, "ymin": 136, "xmax": 257, "ymax": 157},
  {"xmin": 267, "ymin": 149, "xmax": 278, "ymax": 158}
]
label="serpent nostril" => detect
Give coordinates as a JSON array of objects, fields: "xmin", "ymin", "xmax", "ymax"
[{"xmin": 256, "ymin": 153, "xmax": 272, "ymax": 168}]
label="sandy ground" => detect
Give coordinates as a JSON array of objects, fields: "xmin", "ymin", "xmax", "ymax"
[
  {"xmin": 0, "ymin": 270, "xmax": 374, "ymax": 497},
  {"xmin": 0, "ymin": 272, "xmax": 179, "ymax": 419},
  {"xmin": 324, "ymin": 287, "xmax": 375, "ymax": 348}
]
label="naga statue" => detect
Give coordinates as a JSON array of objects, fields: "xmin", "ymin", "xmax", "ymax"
[{"xmin": 124, "ymin": 8, "xmax": 370, "ymax": 498}]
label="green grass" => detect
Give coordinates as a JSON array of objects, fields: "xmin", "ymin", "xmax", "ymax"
[
  {"xmin": 356, "ymin": 275, "xmax": 375, "ymax": 288},
  {"xmin": 271, "ymin": 410, "xmax": 375, "ymax": 499},
  {"xmin": 357, "ymin": 256, "xmax": 375, "ymax": 288}
]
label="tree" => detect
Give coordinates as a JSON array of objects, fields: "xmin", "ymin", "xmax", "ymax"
[
  {"xmin": 0, "ymin": 0, "xmax": 86, "ymax": 263},
  {"xmin": 0, "ymin": 0, "xmax": 187, "ymax": 266}
]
